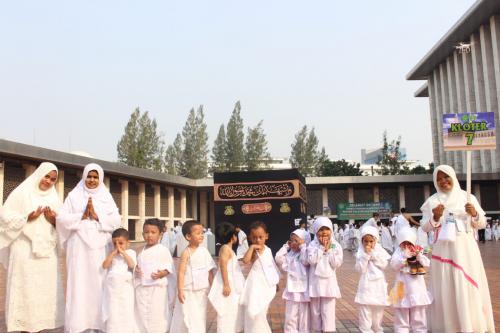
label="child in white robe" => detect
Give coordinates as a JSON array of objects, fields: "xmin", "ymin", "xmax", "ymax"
[
  {"xmin": 307, "ymin": 216, "xmax": 343, "ymax": 333},
  {"xmin": 355, "ymin": 226, "xmax": 390, "ymax": 333},
  {"xmin": 135, "ymin": 218, "xmax": 175, "ymax": 333},
  {"xmin": 102, "ymin": 228, "xmax": 137, "ymax": 333},
  {"xmin": 493, "ymin": 221, "xmax": 499, "ymax": 241},
  {"xmin": 485, "ymin": 223, "xmax": 492, "ymax": 241},
  {"xmin": 208, "ymin": 222, "xmax": 245, "ymax": 333},
  {"xmin": 240, "ymin": 221, "xmax": 280, "ymax": 333},
  {"xmin": 390, "ymin": 227, "xmax": 432, "ymax": 333},
  {"xmin": 170, "ymin": 220, "xmax": 217, "ymax": 333},
  {"xmin": 275, "ymin": 229, "xmax": 311, "ymax": 333},
  {"xmin": 380, "ymin": 221, "xmax": 394, "ymax": 254}
]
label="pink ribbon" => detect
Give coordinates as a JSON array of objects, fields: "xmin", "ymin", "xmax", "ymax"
[{"xmin": 431, "ymin": 255, "xmax": 478, "ymax": 289}]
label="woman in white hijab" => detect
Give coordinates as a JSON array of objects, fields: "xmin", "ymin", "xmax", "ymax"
[
  {"xmin": 421, "ymin": 165, "xmax": 494, "ymax": 333},
  {"xmin": 57, "ymin": 163, "xmax": 121, "ymax": 333},
  {"xmin": 0, "ymin": 162, "xmax": 64, "ymax": 332}
]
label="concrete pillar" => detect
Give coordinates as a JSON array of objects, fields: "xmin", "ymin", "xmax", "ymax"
[
  {"xmin": 432, "ymin": 69, "xmax": 446, "ymax": 165},
  {"xmin": 473, "ymin": 184, "xmax": 481, "ymax": 204},
  {"xmin": 209, "ymin": 192, "xmax": 216, "ymax": 232},
  {"xmin": 200, "ymin": 191, "xmax": 208, "ymax": 227},
  {"xmin": 0, "ymin": 161, "xmax": 4, "ymax": 206},
  {"xmin": 373, "ymin": 186, "xmax": 380, "ymax": 203},
  {"xmin": 347, "ymin": 187, "xmax": 354, "ymax": 203},
  {"xmin": 167, "ymin": 187, "xmax": 174, "ymax": 229},
  {"xmin": 480, "ymin": 24, "xmax": 498, "ymax": 172},
  {"xmin": 154, "ymin": 185, "xmax": 161, "ymax": 218},
  {"xmin": 446, "ymin": 56, "xmax": 459, "ymax": 171},
  {"xmin": 471, "ymin": 32, "xmax": 489, "ymax": 172},
  {"xmin": 56, "ymin": 169, "xmax": 65, "ymax": 202},
  {"xmin": 104, "ymin": 176, "xmax": 110, "ymax": 189},
  {"xmin": 454, "ymin": 51, "xmax": 467, "ymax": 173},
  {"xmin": 137, "ymin": 183, "xmax": 146, "ymax": 241},
  {"xmin": 428, "ymin": 76, "xmax": 440, "ymax": 165},
  {"xmin": 398, "ymin": 186, "xmax": 406, "ymax": 209},
  {"xmin": 191, "ymin": 190, "xmax": 198, "ymax": 221},
  {"xmin": 23, "ymin": 163, "xmax": 36, "ymax": 178},
  {"xmin": 322, "ymin": 188, "xmax": 328, "ymax": 212},
  {"xmin": 489, "ymin": 15, "xmax": 500, "ymax": 172},
  {"xmin": 440, "ymin": 62, "xmax": 453, "ymax": 165},
  {"xmin": 180, "ymin": 189, "xmax": 187, "ymax": 222},
  {"xmin": 424, "ymin": 185, "xmax": 431, "ymax": 200},
  {"xmin": 462, "ymin": 41, "xmax": 482, "ymax": 173},
  {"xmin": 120, "ymin": 180, "xmax": 129, "ymax": 229}
]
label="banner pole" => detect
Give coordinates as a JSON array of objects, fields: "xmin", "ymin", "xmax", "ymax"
[{"xmin": 466, "ymin": 150, "xmax": 472, "ymax": 202}]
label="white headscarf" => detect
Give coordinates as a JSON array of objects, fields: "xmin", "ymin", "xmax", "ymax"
[
  {"xmin": 57, "ymin": 163, "xmax": 119, "ymax": 249},
  {"xmin": 396, "ymin": 227, "xmax": 417, "ymax": 246},
  {"xmin": 420, "ymin": 164, "xmax": 485, "ymax": 218},
  {"xmin": 291, "ymin": 228, "xmax": 310, "ymax": 245},
  {"xmin": 0, "ymin": 162, "xmax": 61, "ymax": 267}
]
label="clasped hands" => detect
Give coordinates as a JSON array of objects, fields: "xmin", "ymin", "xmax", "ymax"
[{"xmin": 82, "ymin": 197, "xmax": 99, "ymax": 221}]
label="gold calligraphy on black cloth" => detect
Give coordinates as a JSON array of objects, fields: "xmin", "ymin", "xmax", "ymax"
[{"xmin": 214, "ymin": 180, "xmax": 305, "ymax": 201}]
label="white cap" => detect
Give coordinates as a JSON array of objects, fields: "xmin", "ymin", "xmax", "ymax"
[
  {"xmin": 361, "ymin": 226, "xmax": 379, "ymax": 240},
  {"xmin": 313, "ymin": 216, "xmax": 333, "ymax": 234},
  {"xmin": 397, "ymin": 227, "xmax": 417, "ymax": 246}
]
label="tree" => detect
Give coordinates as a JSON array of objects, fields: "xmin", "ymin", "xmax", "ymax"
[
  {"xmin": 164, "ymin": 134, "xmax": 183, "ymax": 175},
  {"xmin": 225, "ymin": 101, "xmax": 245, "ymax": 171},
  {"xmin": 315, "ymin": 147, "xmax": 329, "ymax": 176},
  {"xmin": 180, "ymin": 106, "xmax": 209, "ymax": 178},
  {"xmin": 245, "ymin": 120, "xmax": 271, "ymax": 170},
  {"xmin": 377, "ymin": 131, "xmax": 405, "ymax": 175},
  {"xmin": 319, "ymin": 159, "xmax": 363, "ymax": 176},
  {"xmin": 211, "ymin": 124, "xmax": 227, "ymax": 173},
  {"xmin": 290, "ymin": 126, "xmax": 321, "ymax": 176},
  {"xmin": 117, "ymin": 108, "xmax": 164, "ymax": 171}
]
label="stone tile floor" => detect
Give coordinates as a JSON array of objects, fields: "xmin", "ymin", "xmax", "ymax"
[{"xmin": 1, "ymin": 240, "xmax": 499, "ymax": 332}]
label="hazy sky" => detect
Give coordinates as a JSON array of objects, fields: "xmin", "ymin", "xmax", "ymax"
[{"xmin": 0, "ymin": 0, "xmax": 476, "ymax": 164}]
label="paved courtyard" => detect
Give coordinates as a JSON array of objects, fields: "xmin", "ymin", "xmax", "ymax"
[{"xmin": 1, "ymin": 241, "xmax": 499, "ymax": 333}]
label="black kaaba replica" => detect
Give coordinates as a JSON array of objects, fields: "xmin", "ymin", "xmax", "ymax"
[{"xmin": 214, "ymin": 169, "xmax": 307, "ymax": 253}]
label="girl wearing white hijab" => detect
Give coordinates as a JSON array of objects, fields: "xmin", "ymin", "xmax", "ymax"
[
  {"xmin": 0, "ymin": 162, "xmax": 64, "ymax": 332},
  {"xmin": 57, "ymin": 163, "xmax": 121, "ymax": 333},
  {"xmin": 275, "ymin": 229, "xmax": 311, "ymax": 333},
  {"xmin": 355, "ymin": 226, "xmax": 390, "ymax": 333},
  {"xmin": 421, "ymin": 165, "xmax": 494, "ymax": 333}
]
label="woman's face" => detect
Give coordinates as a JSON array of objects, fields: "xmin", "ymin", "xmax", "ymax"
[
  {"xmin": 38, "ymin": 170, "xmax": 57, "ymax": 191},
  {"xmin": 436, "ymin": 170, "xmax": 453, "ymax": 192},
  {"xmin": 85, "ymin": 170, "xmax": 99, "ymax": 189}
]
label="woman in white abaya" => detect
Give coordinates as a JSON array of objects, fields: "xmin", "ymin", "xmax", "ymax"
[
  {"xmin": 421, "ymin": 165, "xmax": 494, "ymax": 333},
  {"xmin": 57, "ymin": 163, "xmax": 121, "ymax": 333},
  {"xmin": 0, "ymin": 162, "xmax": 64, "ymax": 332}
]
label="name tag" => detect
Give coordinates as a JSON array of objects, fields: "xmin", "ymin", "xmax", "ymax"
[{"xmin": 287, "ymin": 273, "xmax": 307, "ymax": 292}]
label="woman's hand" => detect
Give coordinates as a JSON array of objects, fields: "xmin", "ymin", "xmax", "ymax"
[
  {"xmin": 465, "ymin": 203, "xmax": 478, "ymax": 217},
  {"xmin": 43, "ymin": 207, "xmax": 57, "ymax": 226},
  {"xmin": 432, "ymin": 204, "xmax": 445, "ymax": 221},
  {"xmin": 87, "ymin": 197, "xmax": 99, "ymax": 221},
  {"xmin": 28, "ymin": 206, "xmax": 43, "ymax": 222}
]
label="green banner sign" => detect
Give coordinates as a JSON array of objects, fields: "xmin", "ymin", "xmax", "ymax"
[{"xmin": 336, "ymin": 202, "xmax": 392, "ymax": 220}]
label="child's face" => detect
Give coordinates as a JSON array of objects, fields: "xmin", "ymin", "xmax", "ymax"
[
  {"xmin": 400, "ymin": 241, "xmax": 414, "ymax": 250},
  {"xmin": 143, "ymin": 224, "xmax": 162, "ymax": 246},
  {"xmin": 362, "ymin": 235, "xmax": 376, "ymax": 250},
  {"xmin": 316, "ymin": 226, "xmax": 332, "ymax": 243},
  {"xmin": 288, "ymin": 233, "xmax": 302, "ymax": 252},
  {"xmin": 186, "ymin": 224, "xmax": 204, "ymax": 246},
  {"xmin": 112, "ymin": 236, "xmax": 129, "ymax": 250},
  {"xmin": 250, "ymin": 226, "xmax": 268, "ymax": 246}
]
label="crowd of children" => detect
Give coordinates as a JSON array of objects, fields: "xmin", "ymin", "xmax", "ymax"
[{"xmin": 95, "ymin": 211, "xmax": 498, "ymax": 333}]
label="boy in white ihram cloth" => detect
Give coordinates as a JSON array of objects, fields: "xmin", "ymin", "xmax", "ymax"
[
  {"xmin": 102, "ymin": 228, "xmax": 137, "ymax": 333},
  {"xmin": 57, "ymin": 163, "xmax": 121, "ymax": 333},
  {"xmin": 380, "ymin": 221, "xmax": 394, "ymax": 254},
  {"xmin": 208, "ymin": 222, "xmax": 245, "ymax": 333},
  {"xmin": 355, "ymin": 226, "xmax": 390, "ymax": 333},
  {"xmin": 307, "ymin": 216, "xmax": 343, "ymax": 333},
  {"xmin": 135, "ymin": 218, "xmax": 176, "ymax": 333},
  {"xmin": 170, "ymin": 220, "xmax": 216, "ymax": 333},
  {"xmin": 275, "ymin": 228, "xmax": 311, "ymax": 333}
]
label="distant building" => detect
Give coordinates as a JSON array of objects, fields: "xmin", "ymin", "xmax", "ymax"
[
  {"xmin": 361, "ymin": 147, "xmax": 407, "ymax": 164},
  {"xmin": 407, "ymin": 0, "xmax": 500, "ymax": 173}
]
